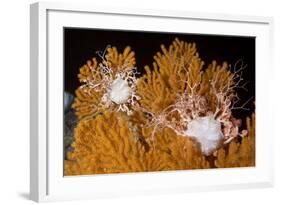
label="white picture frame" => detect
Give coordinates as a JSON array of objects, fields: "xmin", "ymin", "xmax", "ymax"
[{"xmin": 30, "ymin": 1, "xmax": 274, "ymax": 202}]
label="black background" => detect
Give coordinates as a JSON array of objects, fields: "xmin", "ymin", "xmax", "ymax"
[{"xmin": 64, "ymin": 28, "xmax": 255, "ymax": 121}]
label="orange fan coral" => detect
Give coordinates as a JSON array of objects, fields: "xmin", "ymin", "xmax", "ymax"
[
  {"xmin": 72, "ymin": 46, "xmax": 140, "ymax": 120},
  {"xmin": 103, "ymin": 46, "xmax": 136, "ymax": 71},
  {"xmin": 64, "ymin": 111, "xmax": 173, "ymax": 175},
  {"xmin": 142, "ymin": 127, "xmax": 210, "ymax": 170},
  {"xmin": 72, "ymin": 58, "xmax": 104, "ymax": 120},
  {"xmin": 65, "ymin": 38, "xmax": 255, "ymax": 176},
  {"xmin": 214, "ymin": 113, "xmax": 255, "ymax": 168},
  {"xmin": 168, "ymin": 136, "xmax": 210, "ymax": 170},
  {"xmin": 137, "ymin": 38, "xmax": 204, "ymax": 114}
]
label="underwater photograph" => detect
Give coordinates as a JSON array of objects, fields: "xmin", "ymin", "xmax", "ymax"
[{"xmin": 63, "ymin": 28, "xmax": 255, "ymax": 176}]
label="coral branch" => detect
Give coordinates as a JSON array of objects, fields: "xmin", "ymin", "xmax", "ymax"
[
  {"xmin": 137, "ymin": 38, "xmax": 203, "ymax": 114},
  {"xmin": 141, "ymin": 127, "xmax": 210, "ymax": 170},
  {"xmin": 64, "ymin": 112, "xmax": 174, "ymax": 175}
]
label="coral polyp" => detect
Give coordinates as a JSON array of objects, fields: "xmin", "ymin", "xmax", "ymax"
[{"xmin": 64, "ymin": 37, "xmax": 255, "ymax": 175}]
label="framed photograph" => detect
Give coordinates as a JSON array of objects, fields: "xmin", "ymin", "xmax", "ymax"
[{"xmin": 30, "ymin": 2, "xmax": 274, "ymax": 202}]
